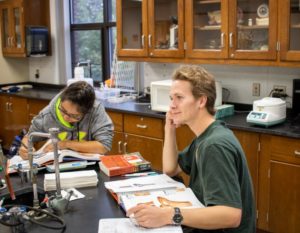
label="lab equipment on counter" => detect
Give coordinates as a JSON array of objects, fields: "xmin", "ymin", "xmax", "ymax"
[
  {"xmin": 247, "ymin": 97, "xmax": 286, "ymax": 127},
  {"xmin": 67, "ymin": 60, "xmax": 94, "ymax": 87}
]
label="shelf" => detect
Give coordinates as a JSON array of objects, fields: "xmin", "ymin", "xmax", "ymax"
[
  {"xmin": 196, "ymin": 0, "xmax": 221, "ymax": 4},
  {"xmin": 291, "ymin": 24, "xmax": 300, "ymax": 29},
  {"xmin": 195, "ymin": 25, "xmax": 221, "ymax": 30},
  {"xmin": 237, "ymin": 25, "xmax": 269, "ymax": 30}
]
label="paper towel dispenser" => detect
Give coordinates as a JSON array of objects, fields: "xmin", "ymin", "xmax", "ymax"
[{"xmin": 26, "ymin": 26, "xmax": 49, "ymax": 57}]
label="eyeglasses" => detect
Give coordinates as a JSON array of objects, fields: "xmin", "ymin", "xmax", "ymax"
[{"xmin": 58, "ymin": 104, "xmax": 83, "ymax": 121}]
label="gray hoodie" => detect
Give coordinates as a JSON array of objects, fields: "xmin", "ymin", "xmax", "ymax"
[{"xmin": 28, "ymin": 93, "xmax": 114, "ymax": 151}]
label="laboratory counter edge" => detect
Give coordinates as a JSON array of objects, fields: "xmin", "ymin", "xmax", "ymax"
[{"xmin": 0, "ymin": 82, "xmax": 299, "ymax": 139}]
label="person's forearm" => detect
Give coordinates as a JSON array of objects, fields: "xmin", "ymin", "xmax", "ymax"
[
  {"xmin": 59, "ymin": 140, "xmax": 109, "ymax": 154},
  {"xmin": 162, "ymin": 126, "xmax": 180, "ymax": 176},
  {"xmin": 181, "ymin": 206, "xmax": 242, "ymax": 230}
]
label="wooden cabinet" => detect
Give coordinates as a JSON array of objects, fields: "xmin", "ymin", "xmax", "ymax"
[
  {"xmin": 258, "ymin": 135, "xmax": 300, "ymax": 233},
  {"xmin": 232, "ymin": 129, "xmax": 259, "ymax": 206},
  {"xmin": 0, "ymin": 95, "xmax": 49, "ymax": 150},
  {"xmin": 27, "ymin": 98, "xmax": 48, "ymax": 124},
  {"xmin": 107, "ymin": 111, "xmax": 164, "ymax": 170},
  {"xmin": 279, "ymin": 0, "xmax": 300, "ymax": 61},
  {"xmin": 117, "ymin": 0, "xmax": 184, "ymax": 59},
  {"xmin": 186, "ymin": 0, "xmax": 277, "ymax": 61},
  {"xmin": 0, "ymin": 95, "xmax": 28, "ymax": 149},
  {"xmin": 0, "ymin": 0, "xmax": 50, "ymax": 57},
  {"xmin": 117, "ymin": 0, "xmax": 300, "ymax": 66}
]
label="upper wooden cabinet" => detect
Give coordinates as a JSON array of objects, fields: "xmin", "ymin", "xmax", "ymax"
[
  {"xmin": 117, "ymin": 0, "xmax": 185, "ymax": 58},
  {"xmin": 0, "ymin": 0, "xmax": 50, "ymax": 57},
  {"xmin": 186, "ymin": 0, "xmax": 277, "ymax": 60},
  {"xmin": 117, "ymin": 0, "xmax": 300, "ymax": 66},
  {"xmin": 279, "ymin": 0, "xmax": 300, "ymax": 61}
]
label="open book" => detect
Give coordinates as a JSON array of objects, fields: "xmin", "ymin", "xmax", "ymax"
[
  {"xmin": 104, "ymin": 174, "xmax": 204, "ymax": 212},
  {"xmin": 8, "ymin": 140, "xmax": 103, "ymax": 173}
]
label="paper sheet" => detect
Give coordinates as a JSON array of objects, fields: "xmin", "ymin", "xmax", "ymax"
[{"xmin": 98, "ymin": 218, "xmax": 183, "ymax": 233}]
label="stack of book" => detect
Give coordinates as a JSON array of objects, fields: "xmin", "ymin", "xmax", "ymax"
[
  {"xmin": 44, "ymin": 170, "xmax": 98, "ymax": 191},
  {"xmin": 104, "ymin": 174, "xmax": 204, "ymax": 212},
  {"xmin": 99, "ymin": 152, "xmax": 151, "ymax": 177}
]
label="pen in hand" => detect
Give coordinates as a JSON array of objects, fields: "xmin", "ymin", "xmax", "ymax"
[{"xmin": 21, "ymin": 142, "xmax": 28, "ymax": 149}]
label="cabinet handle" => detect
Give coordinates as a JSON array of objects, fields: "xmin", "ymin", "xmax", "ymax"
[
  {"xmin": 295, "ymin": 150, "xmax": 300, "ymax": 157},
  {"xmin": 148, "ymin": 35, "xmax": 152, "ymax": 48},
  {"xmin": 220, "ymin": 33, "xmax": 225, "ymax": 48},
  {"xmin": 118, "ymin": 141, "xmax": 122, "ymax": 153},
  {"xmin": 136, "ymin": 124, "xmax": 147, "ymax": 129},
  {"xmin": 9, "ymin": 102, "xmax": 13, "ymax": 112},
  {"xmin": 141, "ymin": 35, "xmax": 145, "ymax": 48},
  {"xmin": 11, "ymin": 37, "xmax": 15, "ymax": 47},
  {"xmin": 123, "ymin": 142, "xmax": 127, "ymax": 154},
  {"xmin": 229, "ymin": 33, "xmax": 233, "ymax": 48},
  {"xmin": 5, "ymin": 102, "xmax": 9, "ymax": 111}
]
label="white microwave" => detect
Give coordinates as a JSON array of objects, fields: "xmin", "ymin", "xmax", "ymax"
[
  {"xmin": 150, "ymin": 79, "xmax": 222, "ymax": 112},
  {"xmin": 151, "ymin": 80, "xmax": 172, "ymax": 112}
]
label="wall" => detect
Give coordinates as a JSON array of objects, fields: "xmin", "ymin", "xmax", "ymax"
[
  {"xmin": 28, "ymin": 0, "xmax": 71, "ymax": 85},
  {"xmin": 143, "ymin": 62, "xmax": 300, "ymax": 106},
  {"xmin": 0, "ymin": 47, "xmax": 29, "ymax": 84}
]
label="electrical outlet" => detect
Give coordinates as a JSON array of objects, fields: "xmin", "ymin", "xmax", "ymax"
[
  {"xmin": 35, "ymin": 69, "xmax": 40, "ymax": 79},
  {"xmin": 252, "ymin": 83, "xmax": 260, "ymax": 96},
  {"xmin": 273, "ymin": 85, "xmax": 286, "ymax": 94}
]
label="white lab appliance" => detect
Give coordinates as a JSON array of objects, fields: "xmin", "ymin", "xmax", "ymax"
[
  {"xmin": 246, "ymin": 97, "xmax": 286, "ymax": 127},
  {"xmin": 150, "ymin": 79, "xmax": 222, "ymax": 112}
]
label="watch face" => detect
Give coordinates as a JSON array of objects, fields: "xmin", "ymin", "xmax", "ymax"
[{"xmin": 173, "ymin": 207, "xmax": 183, "ymax": 225}]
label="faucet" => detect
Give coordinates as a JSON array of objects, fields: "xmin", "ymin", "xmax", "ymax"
[{"xmin": 28, "ymin": 128, "xmax": 73, "ymax": 214}]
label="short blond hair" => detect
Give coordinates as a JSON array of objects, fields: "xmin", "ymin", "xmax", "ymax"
[{"xmin": 172, "ymin": 65, "xmax": 216, "ymax": 115}]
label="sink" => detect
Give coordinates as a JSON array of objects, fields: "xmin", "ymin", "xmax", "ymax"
[{"xmin": 2, "ymin": 188, "xmax": 45, "ymax": 207}]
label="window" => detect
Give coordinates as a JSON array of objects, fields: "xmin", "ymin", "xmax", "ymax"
[{"xmin": 69, "ymin": 0, "xmax": 116, "ymax": 85}]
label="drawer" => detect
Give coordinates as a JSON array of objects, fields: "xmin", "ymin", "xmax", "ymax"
[
  {"xmin": 107, "ymin": 111, "xmax": 123, "ymax": 132},
  {"xmin": 124, "ymin": 114, "xmax": 163, "ymax": 139},
  {"xmin": 270, "ymin": 136, "xmax": 300, "ymax": 164}
]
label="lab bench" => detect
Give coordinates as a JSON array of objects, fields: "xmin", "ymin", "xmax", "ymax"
[{"xmin": 0, "ymin": 84, "xmax": 300, "ymax": 232}]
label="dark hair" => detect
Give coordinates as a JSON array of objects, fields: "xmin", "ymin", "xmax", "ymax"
[
  {"xmin": 61, "ymin": 81, "xmax": 95, "ymax": 114},
  {"xmin": 172, "ymin": 65, "xmax": 216, "ymax": 115}
]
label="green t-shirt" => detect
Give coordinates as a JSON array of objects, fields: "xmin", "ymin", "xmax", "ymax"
[{"xmin": 178, "ymin": 121, "xmax": 256, "ymax": 233}]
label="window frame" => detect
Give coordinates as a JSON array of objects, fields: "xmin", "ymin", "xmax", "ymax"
[{"xmin": 69, "ymin": 0, "xmax": 116, "ymax": 86}]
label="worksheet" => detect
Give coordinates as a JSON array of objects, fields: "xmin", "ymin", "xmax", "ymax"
[{"xmin": 98, "ymin": 218, "xmax": 183, "ymax": 233}]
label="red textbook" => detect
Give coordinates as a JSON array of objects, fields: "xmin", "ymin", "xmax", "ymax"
[{"xmin": 99, "ymin": 152, "xmax": 151, "ymax": 177}]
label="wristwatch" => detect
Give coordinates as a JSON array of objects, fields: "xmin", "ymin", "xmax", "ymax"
[{"xmin": 172, "ymin": 207, "xmax": 183, "ymax": 225}]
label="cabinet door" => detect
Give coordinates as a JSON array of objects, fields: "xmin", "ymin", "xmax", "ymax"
[
  {"xmin": 280, "ymin": 0, "xmax": 300, "ymax": 61},
  {"xmin": 147, "ymin": 0, "xmax": 184, "ymax": 58},
  {"xmin": 0, "ymin": 3, "xmax": 11, "ymax": 54},
  {"xmin": 233, "ymin": 130, "xmax": 259, "ymax": 204},
  {"xmin": 228, "ymin": 0, "xmax": 277, "ymax": 60},
  {"xmin": 124, "ymin": 133, "xmax": 163, "ymax": 170},
  {"xmin": 0, "ymin": 1, "xmax": 25, "ymax": 56},
  {"xmin": 27, "ymin": 99, "xmax": 48, "ymax": 124},
  {"xmin": 186, "ymin": 0, "xmax": 229, "ymax": 59},
  {"xmin": 117, "ymin": 0, "xmax": 149, "ymax": 57},
  {"xmin": 117, "ymin": 0, "xmax": 184, "ymax": 58},
  {"xmin": 0, "ymin": 96, "xmax": 10, "ymax": 148},
  {"xmin": 0, "ymin": 96, "xmax": 28, "ymax": 149},
  {"xmin": 108, "ymin": 131, "xmax": 124, "ymax": 155},
  {"xmin": 269, "ymin": 161, "xmax": 300, "ymax": 233}
]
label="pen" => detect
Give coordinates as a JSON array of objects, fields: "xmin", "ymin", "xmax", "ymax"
[
  {"xmin": 122, "ymin": 172, "xmax": 157, "ymax": 177},
  {"xmin": 21, "ymin": 141, "xmax": 28, "ymax": 149}
]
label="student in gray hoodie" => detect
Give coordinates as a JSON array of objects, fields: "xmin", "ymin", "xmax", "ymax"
[{"xmin": 19, "ymin": 81, "xmax": 113, "ymax": 159}]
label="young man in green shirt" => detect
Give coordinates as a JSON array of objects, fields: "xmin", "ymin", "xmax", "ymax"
[{"xmin": 127, "ymin": 65, "xmax": 256, "ymax": 233}]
